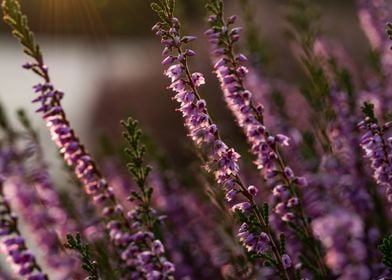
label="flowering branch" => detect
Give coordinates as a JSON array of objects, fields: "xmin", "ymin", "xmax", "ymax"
[
  {"xmin": 205, "ymin": 0, "xmax": 328, "ymax": 277},
  {"xmin": 0, "ymin": 178, "xmax": 48, "ymax": 280},
  {"xmin": 359, "ymin": 102, "xmax": 392, "ymax": 203},
  {"xmin": 151, "ymin": 0, "xmax": 294, "ymax": 278},
  {"xmin": 1, "ymin": 0, "xmax": 157, "ymax": 277},
  {"xmin": 120, "ymin": 118, "xmax": 175, "ymax": 279}
]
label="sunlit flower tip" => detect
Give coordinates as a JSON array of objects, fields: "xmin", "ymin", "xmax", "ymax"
[
  {"xmin": 247, "ymin": 185, "xmax": 258, "ymax": 196},
  {"xmin": 161, "ymin": 47, "xmax": 170, "ymax": 56},
  {"xmin": 214, "ymin": 58, "xmax": 227, "ymax": 69},
  {"xmin": 169, "ymin": 27, "xmax": 177, "ymax": 34},
  {"xmin": 22, "ymin": 62, "xmax": 35, "ymax": 69},
  {"xmin": 284, "ymin": 167, "xmax": 295, "ymax": 179},
  {"xmin": 272, "ymin": 184, "xmax": 287, "ymax": 197},
  {"xmin": 151, "ymin": 23, "xmax": 161, "ymax": 32},
  {"xmin": 208, "ymin": 124, "xmax": 218, "ymax": 134},
  {"xmin": 230, "ymin": 27, "xmax": 243, "ymax": 34},
  {"xmin": 282, "ymin": 254, "xmax": 292, "ymax": 269},
  {"xmin": 163, "ymin": 261, "xmax": 175, "ymax": 273},
  {"xmin": 227, "ymin": 15, "xmax": 237, "ymax": 24},
  {"xmin": 213, "ymin": 48, "xmax": 226, "ymax": 56},
  {"xmin": 208, "ymin": 15, "xmax": 217, "ymax": 22},
  {"xmin": 287, "ymin": 197, "xmax": 299, "ymax": 208},
  {"xmin": 181, "ymin": 36, "xmax": 197, "ymax": 43},
  {"xmin": 204, "ymin": 28, "xmax": 215, "ymax": 36},
  {"xmin": 275, "ymin": 134, "xmax": 290, "ymax": 146},
  {"xmin": 236, "ymin": 54, "xmax": 248, "ymax": 62},
  {"xmin": 295, "ymin": 176, "xmax": 308, "ymax": 187},
  {"xmin": 225, "ymin": 189, "xmax": 239, "ymax": 202},
  {"xmin": 266, "ymin": 169, "xmax": 279, "ymax": 179},
  {"xmin": 191, "ymin": 72, "xmax": 205, "ymax": 87},
  {"xmin": 282, "ymin": 213, "xmax": 295, "ymax": 222},
  {"xmin": 231, "ymin": 34, "xmax": 240, "ymax": 41},
  {"xmin": 384, "ymin": 122, "xmax": 392, "ymax": 129},
  {"xmin": 223, "ymin": 75, "xmax": 236, "ymax": 84},
  {"xmin": 185, "ymin": 49, "xmax": 196, "ymax": 56},
  {"xmin": 161, "ymin": 56, "xmax": 176, "ymax": 65},
  {"xmin": 152, "ymin": 240, "xmax": 165, "ymax": 255},
  {"xmin": 237, "ymin": 66, "xmax": 248, "ymax": 77},
  {"xmin": 164, "ymin": 64, "xmax": 183, "ymax": 82},
  {"xmin": 232, "ymin": 202, "xmax": 252, "ymax": 213},
  {"xmin": 274, "ymin": 202, "xmax": 286, "ymax": 215}
]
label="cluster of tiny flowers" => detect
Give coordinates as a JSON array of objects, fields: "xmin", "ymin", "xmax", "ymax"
[
  {"xmin": 152, "ymin": 16, "xmax": 272, "ymax": 259},
  {"xmin": 358, "ymin": 117, "xmax": 392, "ymax": 202},
  {"xmin": 22, "ymin": 62, "xmax": 176, "ymax": 279},
  {"xmin": 358, "ymin": 0, "xmax": 392, "ymax": 113},
  {"xmin": 312, "ymin": 209, "xmax": 369, "ymax": 279},
  {"xmin": 311, "ymin": 39, "xmax": 375, "ymax": 214},
  {"xmin": 149, "ymin": 169, "xmax": 234, "ymax": 279},
  {"xmin": 206, "ymin": 13, "xmax": 307, "ymax": 224},
  {"xmin": 11, "ymin": 178, "xmax": 78, "ymax": 278},
  {"xmin": 0, "ymin": 178, "xmax": 47, "ymax": 280},
  {"xmin": 114, "ymin": 227, "xmax": 175, "ymax": 280}
]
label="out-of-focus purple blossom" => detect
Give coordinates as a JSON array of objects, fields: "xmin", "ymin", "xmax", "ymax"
[
  {"xmin": 205, "ymin": 6, "xmax": 312, "ymax": 230},
  {"xmin": 312, "ymin": 209, "xmax": 370, "ymax": 279},
  {"xmin": 0, "ymin": 177, "xmax": 48, "ymax": 280},
  {"xmin": 357, "ymin": 0, "xmax": 392, "ymax": 115},
  {"xmin": 149, "ymin": 169, "xmax": 243, "ymax": 279}
]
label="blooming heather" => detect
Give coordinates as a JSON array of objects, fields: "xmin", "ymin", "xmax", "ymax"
[
  {"xmin": 2, "ymin": 1, "xmax": 174, "ymax": 278},
  {"xmin": 358, "ymin": 0, "xmax": 392, "ymax": 115},
  {"xmin": 0, "ymin": 177, "xmax": 48, "ymax": 280},
  {"xmin": 312, "ymin": 209, "xmax": 370, "ymax": 279},
  {"xmin": 151, "ymin": 1, "xmax": 294, "ymax": 277},
  {"xmin": 205, "ymin": 1, "xmax": 328, "ymax": 276},
  {"xmin": 359, "ymin": 103, "xmax": 392, "ymax": 204}
]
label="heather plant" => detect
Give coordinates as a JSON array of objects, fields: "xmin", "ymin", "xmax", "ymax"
[{"xmin": 2, "ymin": 0, "xmax": 392, "ymax": 279}]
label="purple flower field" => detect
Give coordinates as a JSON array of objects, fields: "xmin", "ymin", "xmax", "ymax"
[{"xmin": 1, "ymin": 0, "xmax": 392, "ymax": 279}]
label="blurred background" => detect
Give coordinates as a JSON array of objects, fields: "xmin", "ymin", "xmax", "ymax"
[{"xmin": 0, "ymin": 0, "xmax": 371, "ymax": 169}]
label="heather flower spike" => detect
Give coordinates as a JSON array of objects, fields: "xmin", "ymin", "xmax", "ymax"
[
  {"xmin": 151, "ymin": 1, "xmax": 293, "ymax": 278},
  {"xmin": 121, "ymin": 118, "xmax": 175, "ymax": 279},
  {"xmin": 0, "ymin": 178, "xmax": 48, "ymax": 280},
  {"xmin": 2, "ymin": 0, "xmax": 171, "ymax": 277},
  {"xmin": 359, "ymin": 102, "xmax": 392, "ymax": 202},
  {"xmin": 205, "ymin": 0, "xmax": 328, "ymax": 277}
]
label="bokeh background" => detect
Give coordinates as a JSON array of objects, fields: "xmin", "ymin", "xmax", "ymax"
[{"xmin": 0, "ymin": 0, "xmax": 371, "ymax": 170}]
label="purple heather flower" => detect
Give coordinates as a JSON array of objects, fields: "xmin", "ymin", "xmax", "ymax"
[
  {"xmin": 152, "ymin": 6, "xmax": 295, "ymax": 276},
  {"xmin": 359, "ymin": 115, "xmax": 392, "ymax": 205},
  {"xmin": 0, "ymin": 178, "xmax": 48, "ymax": 280},
  {"xmin": 312, "ymin": 209, "xmax": 369, "ymax": 278},
  {"xmin": 15, "ymin": 27, "xmax": 174, "ymax": 279},
  {"xmin": 205, "ymin": 7, "xmax": 312, "ymax": 232}
]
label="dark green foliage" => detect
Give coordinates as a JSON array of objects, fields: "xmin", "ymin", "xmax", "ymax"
[
  {"xmin": 122, "ymin": 118, "xmax": 151, "ymax": 191},
  {"xmin": 65, "ymin": 233, "xmax": 99, "ymax": 280},
  {"xmin": 151, "ymin": 0, "xmax": 175, "ymax": 23},
  {"xmin": 121, "ymin": 118, "xmax": 152, "ymax": 205},
  {"xmin": 278, "ymin": 234, "xmax": 286, "ymax": 255},
  {"xmin": 361, "ymin": 102, "xmax": 377, "ymax": 124},
  {"xmin": 2, "ymin": 0, "xmax": 41, "ymax": 62},
  {"xmin": 0, "ymin": 102, "xmax": 10, "ymax": 130},
  {"xmin": 387, "ymin": 22, "xmax": 392, "ymax": 45},
  {"xmin": 379, "ymin": 235, "xmax": 392, "ymax": 273},
  {"xmin": 287, "ymin": 0, "xmax": 334, "ymax": 153},
  {"xmin": 238, "ymin": 0, "xmax": 270, "ymax": 68},
  {"xmin": 121, "ymin": 118, "xmax": 159, "ymax": 232},
  {"xmin": 260, "ymin": 203, "xmax": 269, "ymax": 226},
  {"xmin": 206, "ymin": 0, "xmax": 223, "ymax": 16}
]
